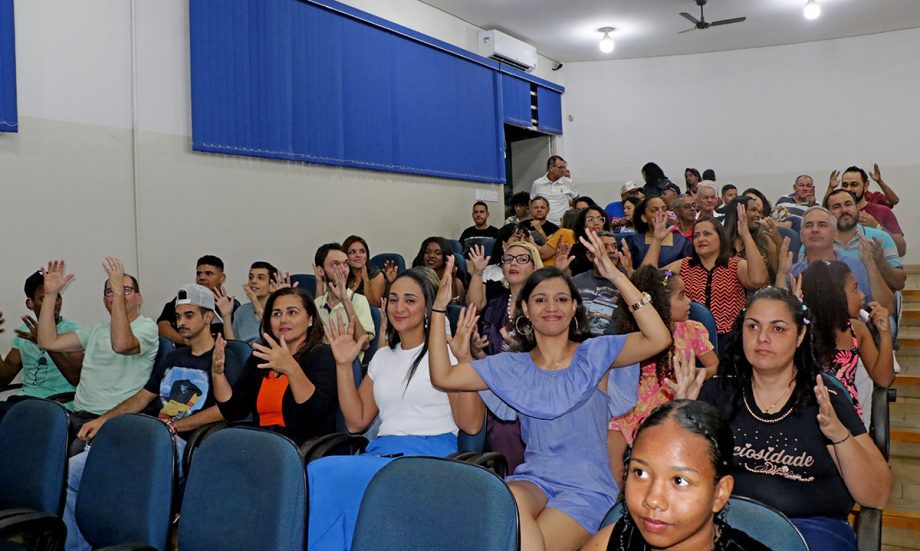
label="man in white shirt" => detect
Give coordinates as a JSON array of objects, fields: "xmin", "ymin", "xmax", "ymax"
[{"xmin": 531, "ymin": 155, "xmax": 576, "ymax": 225}]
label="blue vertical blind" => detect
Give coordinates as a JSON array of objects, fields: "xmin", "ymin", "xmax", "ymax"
[
  {"xmin": 189, "ymin": 0, "xmax": 563, "ymax": 184},
  {"xmin": 501, "ymin": 74, "xmax": 532, "ymax": 128},
  {"xmin": 536, "ymin": 87, "xmax": 562, "ymax": 135},
  {"xmin": 0, "ymin": 0, "xmax": 17, "ymax": 133}
]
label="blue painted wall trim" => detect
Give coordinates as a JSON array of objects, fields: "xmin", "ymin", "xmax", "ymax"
[{"xmin": 0, "ymin": 0, "xmax": 18, "ymax": 133}]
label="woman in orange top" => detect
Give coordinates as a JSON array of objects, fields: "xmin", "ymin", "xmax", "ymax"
[{"xmin": 212, "ymin": 287, "xmax": 338, "ymax": 444}]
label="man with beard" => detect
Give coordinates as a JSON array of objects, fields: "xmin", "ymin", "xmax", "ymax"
[
  {"xmin": 789, "ymin": 207, "xmax": 892, "ymax": 312},
  {"xmin": 827, "ymin": 167, "xmax": 905, "ymax": 257},
  {"xmin": 459, "ymin": 201, "xmax": 499, "ymax": 256},
  {"xmin": 825, "ymin": 188, "xmax": 905, "ymax": 292}
]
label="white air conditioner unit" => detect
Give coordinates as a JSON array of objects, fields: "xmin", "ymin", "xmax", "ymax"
[{"xmin": 477, "ymin": 30, "xmax": 537, "ymax": 73}]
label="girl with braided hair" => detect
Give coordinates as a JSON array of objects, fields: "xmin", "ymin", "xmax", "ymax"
[
  {"xmin": 585, "ymin": 400, "xmax": 770, "ymax": 550},
  {"xmin": 607, "ymin": 265, "xmax": 719, "ymax": 485},
  {"xmin": 672, "ymin": 287, "xmax": 890, "ymax": 550}
]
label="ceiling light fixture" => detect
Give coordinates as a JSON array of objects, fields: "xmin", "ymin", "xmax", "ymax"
[
  {"xmin": 598, "ymin": 27, "xmax": 616, "ymax": 54},
  {"xmin": 803, "ymin": 0, "xmax": 821, "ymax": 20}
]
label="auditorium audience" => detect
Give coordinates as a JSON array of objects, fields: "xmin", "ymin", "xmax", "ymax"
[
  {"xmin": 214, "ymin": 287, "xmax": 338, "ymax": 445},
  {"xmin": 157, "ymin": 255, "xmax": 236, "ymax": 344},
  {"xmin": 342, "ymin": 235, "xmax": 386, "ymax": 307},
  {"xmin": 831, "ymin": 166, "xmax": 906, "ymax": 256},
  {"xmin": 566, "ymin": 205, "xmax": 614, "ymax": 275},
  {"xmin": 585, "ymin": 400, "xmax": 770, "ymax": 551},
  {"xmin": 672, "ymin": 193, "xmax": 697, "ymax": 239},
  {"xmin": 521, "ymin": 195, "xmax": 560, "ymax": 247},
  {"xmin": 411, "ymin": 236, "xmax": 466, "ymax": 305},
  {"xmin": 531, "ymin": 155, "xmax": 576, "ymax": 226},
  {"xmin": 605, "ymin": 180, "xmax": 643, "ymax": 221},
  {"xmin": 613, "ymin": 196, "xmax": 641, "ymax": 235},
  {"xmin": 0, "ymin": 271, "xmax": 83, "ymax": 414},
  {"xmin": 306, "ymin": 266, "xmax": 484, "ymax": 550},
  {"xmin": 571, "ymin": 231, "xmax": 627, "ymax": 337},
  {"xmin": 722, "ymin": 195, "xmax": 780, "ymax": 280},
  {"xmin": 36, "ymin": 258, "xmax": 159, "ymax": 453},
  {"xmin": 775, "ymin": 174, "xmax": 817, "ymax": 231},
  {"xmin": 226, "ymin": 261, "xmax": 278, "ymax": 344},
  {"xmin": 458, "ymin": 201, "xmax": 500, "ymax": 256},
  {"xmin": 684, "ymin": 167, "xmax": 701, "ymax": 195},
  {"xmin": 428, "ymin": 233, "xmax": 671, "ymax": 551},
  {"xmin": 640, "ymin": 161, "xmax": 674, "ymax": 198},
  {"xmin": 314, "ymin": 242, "xmax": 375, "ymax": 350},
  {"xmin": 696, "ymin": 181, "xmax": 720, "ymax": 219},
  {"xmin": 716, "ymin": 184, "xmax": 737, "ymax": 215},
  {"xmin": 673, "ymin": 287, "xmax": 891, "ymax": 550},
  {"xmin": 505, "ymin": 191, "xmax": 532, "ymax": 225},
  {"xmin": 628, "ymin": 196, "xmax": 692, "ymax": 268}
]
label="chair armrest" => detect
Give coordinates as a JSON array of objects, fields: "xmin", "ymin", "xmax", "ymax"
[
  {"xmin": 855, "ymin": 507, "xmax": 882, "ymax": 551},
  {"xmin": 45, "ymin": 391, "xmax": 75, "ymax": 403},
  {"xmin": 0, "ymin": 510, "xmax": 66, "ymax": 550},
  {"xmin": 470, "ymin": 452, "xmax": 509, "ymax": 479},
  {"xmin": 0, "ymin": 508, "xmax": 39, "ymax": 521},
  {"xmin": 447, "ymin": 451, "xmax": 479, "ymax": 462},
  {"xmin": 870, "ymin": 386, "xmax": 893, "ymax": 460},
  {"xmin": 300, "ymin": 433, "xmax": 368, "ymax": 463}
]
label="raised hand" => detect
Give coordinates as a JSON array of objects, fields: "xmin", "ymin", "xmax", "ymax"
[
  {"xmin": 433, "ymin": 255, "xmax": 456, "ymax": 310},
  {"xmin": 814, "ymin": 375, "xmax": 849, "ymax": 443},
  {"xmin": 866, "ymin": 301, "xmax": 891, "ymax": 333},
  {"xmin": 469, "ymin": 244, "xmax": 490, "ymax": 275},
  {"xmin": 270, "ymin": 271, "xmax": 298, "ymax": 292},
  {"xmin": 241, "ymin": 282, "xmax": 259, "ymax": 304},
  {"xmin": 666, "ymin": 350, "xmax": 705, "ymax": 400},
  {"xmin": 579, "ymin": 230, "xmax": 620, "ymax": 282},
  {"xmin": 857, "ymin": 211, "xmax": 880, "ymax": 228},
  {"xmin": 325, "ymin": 313, "xmax": 368, "ymax": 366},
  {"xmin": 378, "ymin": 297, "xmax": 389, "ymax": 338},
  {"xmin": 211, "ymin": 333, "xmax": 227, "ymax": 376},
  {"xmin": 618, "ymin": 239, "xmax": 634, "ymax": 277},
  {"xmin": 857, "ymin": 239, "xmax": 876, "ymax": 266},
  {"xmin": 651, "ymin": 212, "xmax": 670, "ymax": 242},
  {"xmin": 449, "ymin": 305, "xmax": 479, "ymax": 362},
  {"xmin": 40, "ymin": 260, "xmax": 76, "ymax": 295},
  {"xmin": 554, "ymin": 242, "xmax": 575, "ymax": 273},
  {"xmin": 14, "ymin": 315, "xmax": 39, "ymax": 344},
  {"xmin": 252, "ymin": 333, "xmax": 299, "ymax": 375},
  {"xmin": 102, "ymin": 257, "xmax": 127, "ymax": 289},
  {"xmin": 776, "ymin": 236, "xmax": 793, "ymax": 287},
  {"xmin": 383, "ymin": 260, "xmax": 398, "ymax": 284},
  {"xmin": 470, "ymin": 331, "xmax": 490, "ymax": 360},
  {"xmin": 214, "ymin": 287, "xmax": 235, "ymax": 319},
  {"xmin": 790, "ymin": 274, "xmax": 803, "ymax": 301},
  {"xmin": 735, "ymin": 202, "xmax": 752, "ymax": 238},
  {"xmin": 870, "ymin": 163, "xmax": 882, "ymax": 183},
  {"xmin": 828, "ymin": 170, "xmax": 841, "ymax": 192},
  {"xmin": 326, "ymin": 265, "xmax": 350, "ymax": 302},
  {"xmin": 867, "ymin": 238, "xmax": 885, "ymax": 264}
]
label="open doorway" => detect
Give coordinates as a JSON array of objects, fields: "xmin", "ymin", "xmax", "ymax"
[{"xmin": 503, "ymin": 124, "xmax": 552, "ymax": 218}]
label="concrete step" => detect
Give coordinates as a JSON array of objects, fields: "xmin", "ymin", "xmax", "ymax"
[
  {"xmin": 892, "ymin": 428, "xmax": 920, "ymax": 460},
  {"xmin": 891, "ymin": 457, "xmax": 920, "ymax": 511}
]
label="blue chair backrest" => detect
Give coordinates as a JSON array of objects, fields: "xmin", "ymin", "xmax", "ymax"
[
  {"xmin": 457, "ymin": 412, "xmax": 487, "ymax": 453},
  {"xmin": 0, "ymin": 399, "xmax": 70, "ymax": 514},
  {"xmin": 289, "ymin": 274, "xmax": 317, "ymax": 297},
  {"xmin": 352, "ymin": 457, "xmax": 518, "ymax": 551},
  {"xmin": 76, "ymin": 413, "xmax": 175, "ymax": 550},
  {"xmin": 452, "ymin": 252, "xmax": 467, "ymax": 276},
  {"xmin": 446, "ymin": 305, "xmax": 463, "ymax": 335},
  {"xmin": 723, "ymin": 496, "xmax": 807, "ymax": 551},
  {"xmin": 445, "ymin": 239, "xmax": 463, "ymax": 256},
  {"xmin": 223, "ymin": 339, "xmax": 252, "ymax": 387},
  {"xmin": 777, "ymin": 227, "xmax": 801, "ymax": 264},
  {"xmin": 369, "ymin": 253, "xmax": 406, "ymax": 275},
  {"xmin": 600, "ymin": 497, "xmax": 806, "ymax": 551},
  {"xmin": 363, "ymin": 306, "xmax": 382, "ymax": 366},
  {"xmin": 155, "ymin": 336, "xmax": 176, "ymax": 371},
  {"xmin": 481, "ymin": 238, "xmax": 496, "ymax": 258},
  {"xmin": 688, "ymin": 301, "xmax": 718, "ymax": 353},
  {"xmin": 179, "ymin": 427, "xmax": 306, "ymax": 551}
]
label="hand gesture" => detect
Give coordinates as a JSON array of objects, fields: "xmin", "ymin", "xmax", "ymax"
[
  {"xmin": 471, "ymin": 331, "xmax": 490, "ymax": 360},
  {"xmin": 554, "ymin": 242, "xmax": 575, "ymax": 273},
  {"xmin": 651, "ymin": 212, "xmax": 670, "ymax": 242},
  {"xmin": 102, "ymin": 257, "xmax": 127, "ymax": 290},
  {"xmin": 469, "ymin": 244, "xmax": 490, "ymax": 275},
  {"xmin": 77, "ymin": 417, "xmax": 106, "ymax": 442},
  {"xmin": 867, "ymin": 238, "xmax": 885, "ymax": 264},
  {"xmin": 666, "ymin": 350, "xmax": 705, "ymax": 400},
  {"xmin": 270, "ymin": 271, "xmax": 298, "ymax": 292},
  {"xmin": 449, "ymin": 305, "xmax": 480, "ymax": 362},
  {"xmin": 857, "ymin": 211, "xmax": 879, "ymax": 228},
  {"xmin": 40, "ymin": 260, "xmax": 76, "ymax": 295},
  {"xmin": 378, "ymin": 297, "xmax": 389, "ymax": 338},
  {"xmin": 866, "ymin": 301, "xmax": 891, "ymax": 333},
  {"xmin": 776, "ymin": 237, "xmax": 793, "ymax": 286},
  {"xmin": 735, "ymin": 202, "xmax": 752, "ymax": 239},
  {"xmin": 212, "ymin": 334, "xmax": 227, "ymax": 376},
  {"xmin": 325, "ymin": 313, "xmax": 368, "ymax": 366},
  {"xmin": 828, "ymin": 170, "xmax": 841, "ymax": 192},
  {"xmin": 326, "ymin": 265, "xmax": 349, "ymax": 302},
  {"xmin": 241, "ymin": 282, "xmax": 259, "ymax": 304},
  {"xmin": 814, "ymin": 375, "xmax": 849, "ymax": 443},
  {"xmin": 252, "ymin": 333, "xmax": 298, "ymax": 375},
  {"xmin": 14, "ymin": 315, "xmax": 39, "ymax": 344},
  {"xmin": 433, "ymin": 255, "xmax": 456, "ymax": 310},
  {"xmin": 790, "ymin": 274, "xmax": 803, "ymax": 301},
  {"xmin": 857, "ymin": 239, "xmax": 875, "ymax": 266},
  {"xmin": 618, "ymin": 239, "xmax": 634, "ymax": 277},
  {"xmin": 383, "ymin": 260, "xmax": 398, "ymax": 284},
  {"xmin": 214, "ymin": 287, "xmax": 235, "ymax": 319},
  {"xmin": 870, "ymin": 163, "xmax": 882, "ymax": 183},
  {"xmin": 579, "ymin": 230, "xmax": 620, "ymax": 282}
]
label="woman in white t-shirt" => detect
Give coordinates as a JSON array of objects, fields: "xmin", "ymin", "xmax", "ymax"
[{"xmin": 306, "ymin": 267, "xmax": 484, "ymax": 551}]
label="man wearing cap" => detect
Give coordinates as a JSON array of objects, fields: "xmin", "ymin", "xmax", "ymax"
[
  {"xmin": 36, "ymin": 257, "xmax": 159, "ymax": 452},
  {"xmin": 63, "ymin": 283, "xmax": 242, "ymax": 551},
  {"xmin": 531, "ymin": 155, "xmax": 577, "ymax": 225},
  {"xmin": 605, "ymin": 180, "xmax": 644, "ymax": 223}
]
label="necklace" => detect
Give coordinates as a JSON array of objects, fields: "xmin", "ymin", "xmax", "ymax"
[
  {"xmin": 505, "ymin": 293, "xmax": 516, "ymax": 320},
  {"xmin": 742, "ymin": 389, "xmax": 794, "ymax": 424},
  {"xmin": 752, "ymin": 374, "xmax": 796, "ymax": 413}
]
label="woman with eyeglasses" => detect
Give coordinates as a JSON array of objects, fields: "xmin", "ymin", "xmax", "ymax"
[
  {"xmin": 566, "ymin": 206, "xmax": 613, "ymax": 276},
  {"xmin": 467, "ymin": 240, "xmax": 544, "ymax": 472}
]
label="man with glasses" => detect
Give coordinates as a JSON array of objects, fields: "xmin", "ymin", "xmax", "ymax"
[
  {"xmin": 36, "ymin": 257, "xmax": 159, "ymax": 453},
  {"xmin": 0, "ymin": 271, "xmax": 84, "ymax": 419},
  {"xmin": 672, "ymin": 194, "xmax": 698, "ymax": 239},
  {"xmin": 531, "ymin": 155, "xmax": 577, "ymax": 225}
]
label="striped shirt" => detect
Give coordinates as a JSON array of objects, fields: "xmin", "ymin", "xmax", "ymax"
[{"xmin": 680, "ymin": 256, "xmax": 747, "ymax": 334}]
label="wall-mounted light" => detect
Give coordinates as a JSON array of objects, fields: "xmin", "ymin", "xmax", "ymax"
[
  {"xmin": 598, "ymin": 27, "xmax": 616, "ymax": 54},
  {"xmin": 804, "ymin": 0, "xmax": 821, "ymax": 20}
]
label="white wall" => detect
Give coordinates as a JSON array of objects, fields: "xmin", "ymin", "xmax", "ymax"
[
  {"xmin": 0, "ymin": 0, "xmax": 565, "ymax": 354},
  {"xmin": 562, "ymin": 27, "xmax": 920, "ymax": 262}
]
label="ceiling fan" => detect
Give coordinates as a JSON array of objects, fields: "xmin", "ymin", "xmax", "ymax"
[{"xmin": 679, "ymin": 0, "xmax": 747, "ymax": 33}]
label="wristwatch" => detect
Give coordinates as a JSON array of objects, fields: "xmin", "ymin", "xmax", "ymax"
[{"xmin": 630, "ymin": 292, "xmax": 653, "ymax": 312}]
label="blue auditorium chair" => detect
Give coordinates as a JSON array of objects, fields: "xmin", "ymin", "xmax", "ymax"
[
  {"xmin": 289, "ymin": 274, "xmax": 317, "ymax": 297},
  {"xmin": 688, "ymin": 301, "xmax": 718, "ymax": 353},
  {"xmin": 369, "ymin": 253, "xmax": 406, "ymax": 275}
]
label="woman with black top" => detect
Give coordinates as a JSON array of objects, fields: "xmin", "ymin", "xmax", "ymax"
[
  {"xmin": 211, "ymin": 287, "xmax": 338, "ymax": 445},
  {"xmin": 566, "ymin": 205, "xmax": 613, "ymax": 276},
  {"xmin": 672, "ymin": 287, "xmax": 891, "ymax": 550},
  {"xmin": 585, "ymin": 400, "xmax": 769, "ymax": 551}
]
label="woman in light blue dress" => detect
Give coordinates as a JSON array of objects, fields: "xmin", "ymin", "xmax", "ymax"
[{"xmin": 428, "ymin": 231, "xmax": 672, "ymax": 551}]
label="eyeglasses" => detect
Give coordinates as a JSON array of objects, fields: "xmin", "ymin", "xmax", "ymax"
[
  {"xmin": 104, "ymin": 286, "xmax": 137, "ymax": 297},
  {"xmin": 585, "ymin": 216, "xmax": 606, "ymax": 223},
  {"xmin": 501, "ymin": 254, "xmax": 533, "ymax": 265}
]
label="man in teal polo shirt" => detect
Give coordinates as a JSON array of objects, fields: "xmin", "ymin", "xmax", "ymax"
[{"xmin": 37, "ymin": 257, "xmax": 159, "ymax": 453}]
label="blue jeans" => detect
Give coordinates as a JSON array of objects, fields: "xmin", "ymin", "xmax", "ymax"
[
  {"xmin": 63, "ymin": 437, "xmax": 186, "ymax": 551},
  {"xmin": 791, "ymin": 516, "xmax": 857, "ymax": 551}
]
